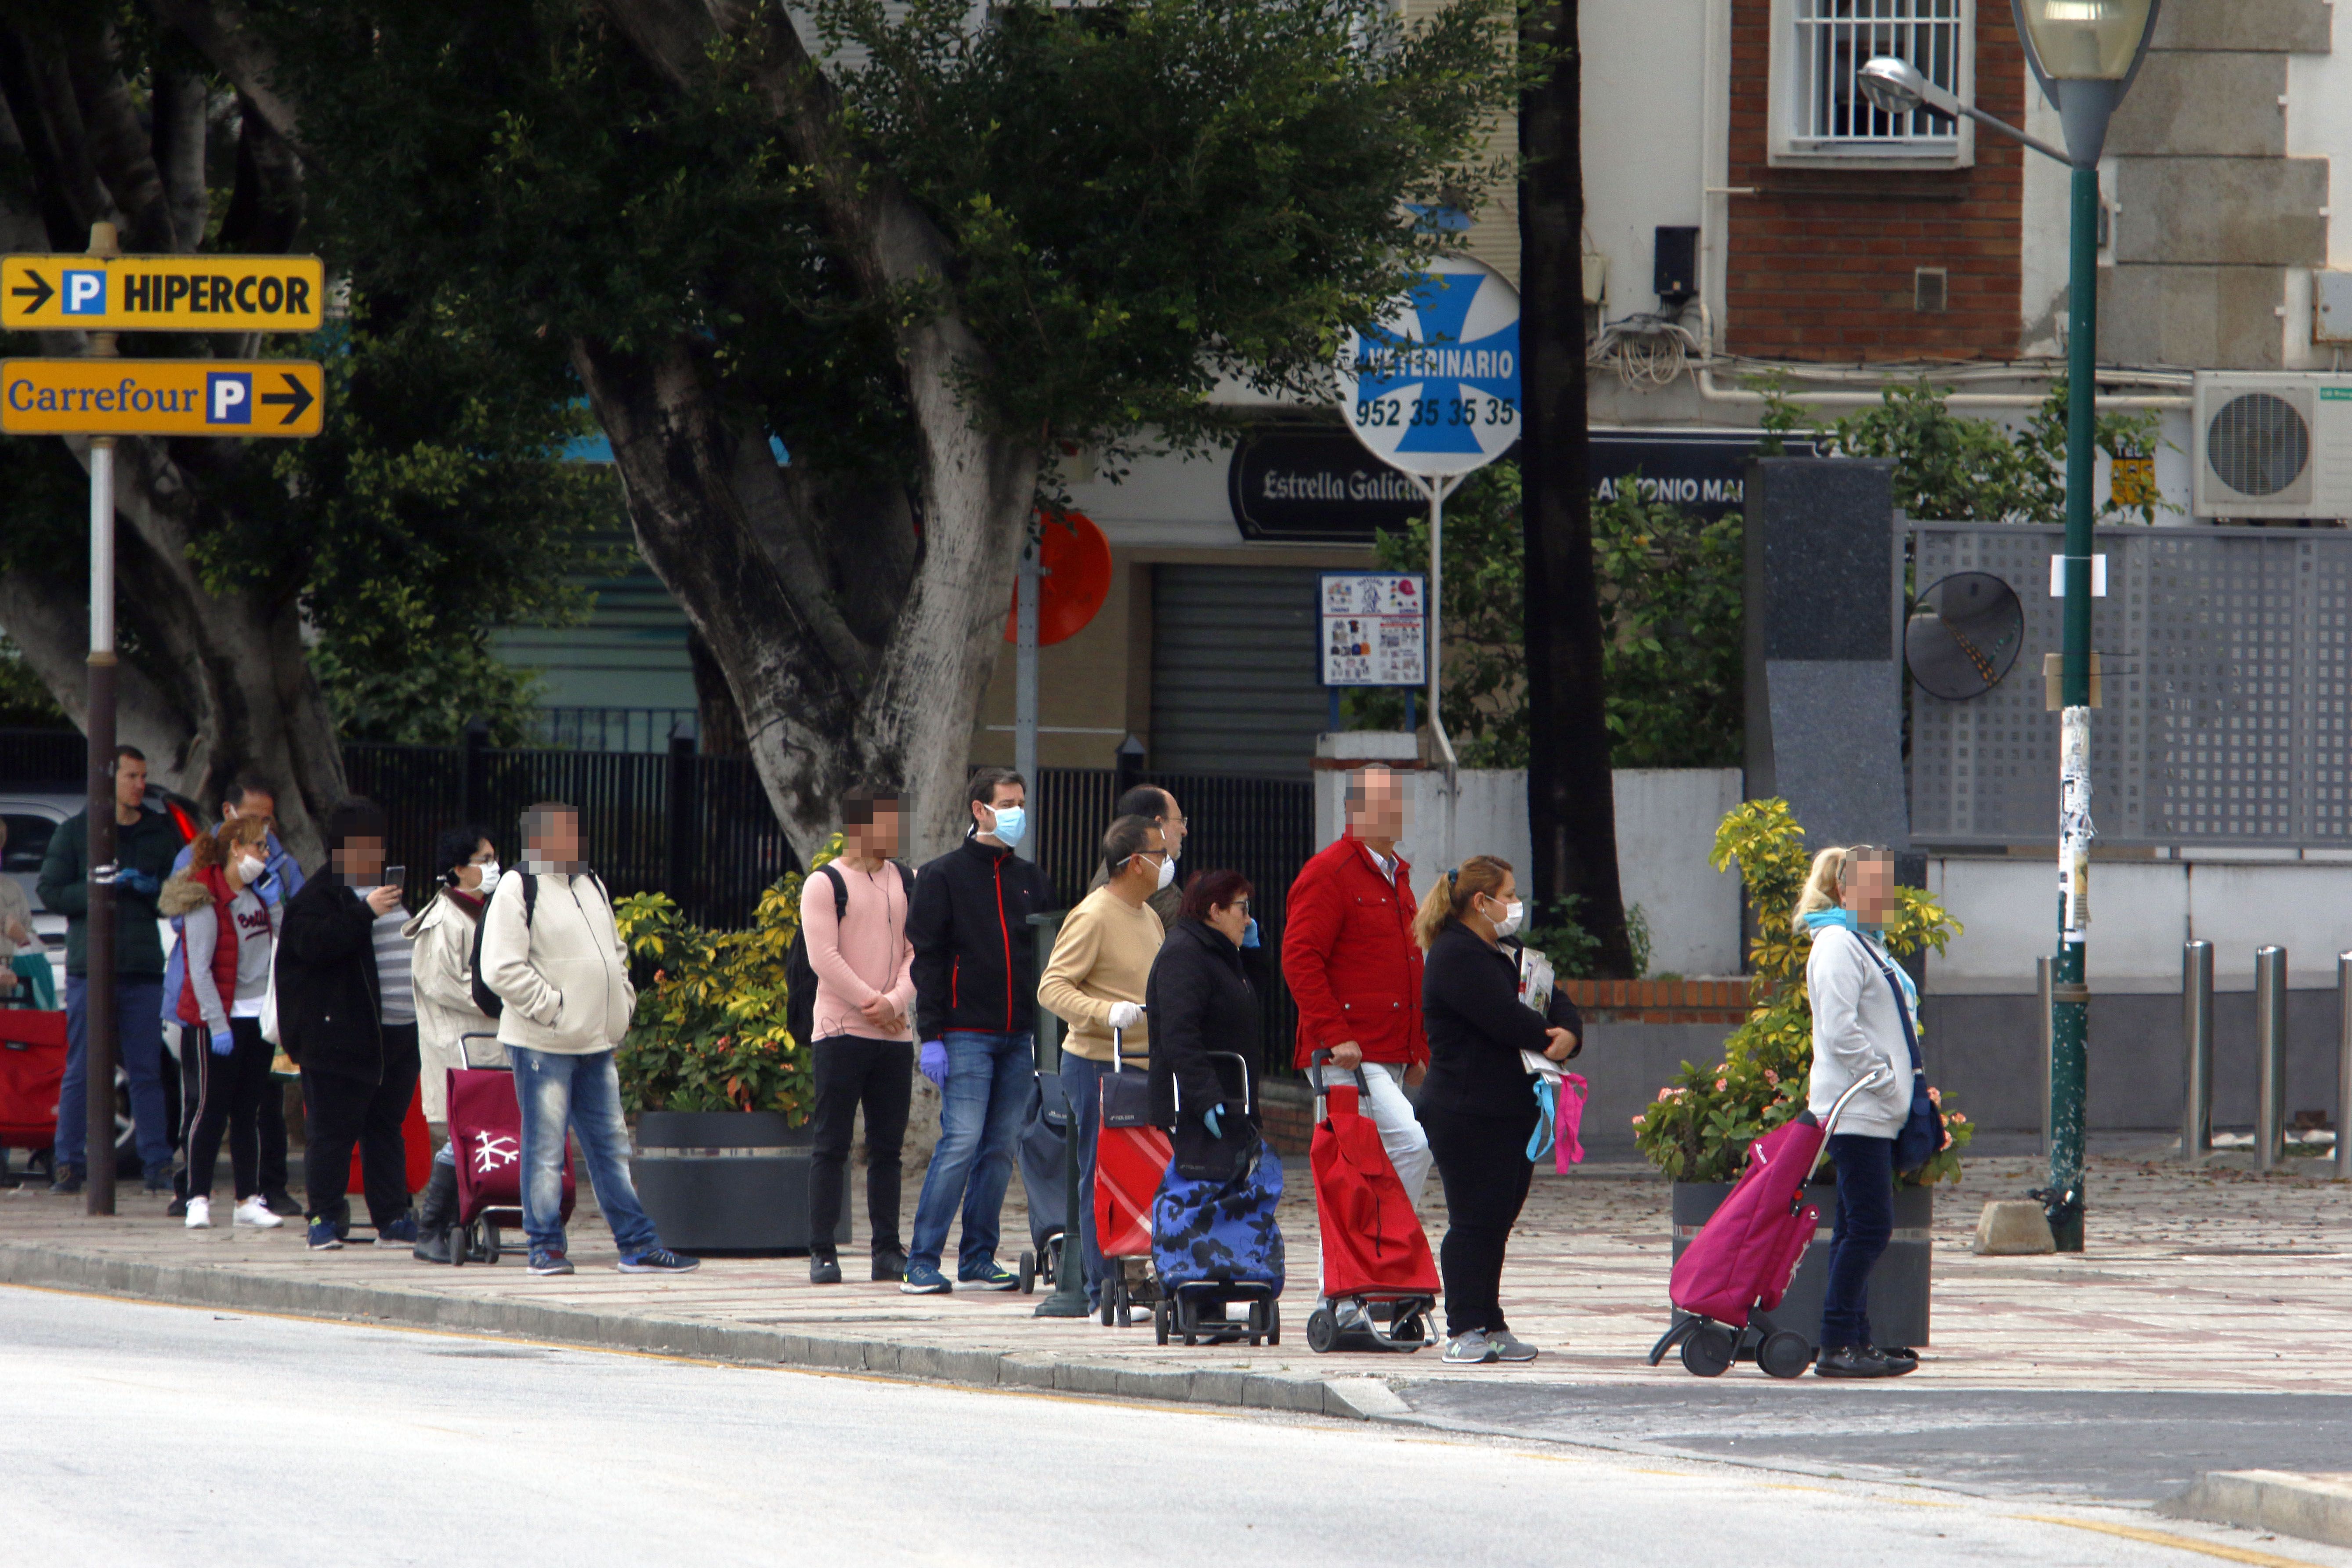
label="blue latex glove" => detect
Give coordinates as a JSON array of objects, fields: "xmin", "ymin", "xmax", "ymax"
[
  {"xmin": 919, "ymin": 1040, "xmax": 949, "ymax": 1086},
  {"xmin": 114, "ymin": 868, "xmax": 160, "ymax": 898},
  {"xmin": 1202, "ymin": 1104, "xmax": 1223, "ymax": 1140},
  {"xmin": 210, "ymin": 1028, "xmax": 235, "ymax": 1058},
  {"xmin": 1240, "ymin": 918, "xmax": 1260, "ymax": 949},
  {"xmin": 252, "ymin": 870, "xmax": 282, "ymax": 906}
]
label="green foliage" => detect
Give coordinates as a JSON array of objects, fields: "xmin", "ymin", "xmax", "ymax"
[
  {"xmin": 613, "ymin": 848, "xmax": 832, "ymax": 1121},
  {"xmin": 1630, "ymin": 799, "xmax": 1975, "ymax": 1186},
  {"xmin": 1755, "ymin": 374, "xmax": 2169, "ymax": 525},
  {"xmin": 1524, "ymin": 895, "xmax": 1650, "ymax": 981},
  {"xmin": 1351, "ymin": 460, "xmax": 1744, "ymax": 769},
  {"xmin": 0, "ymin": 636, "xmax": 67, "ymax": 728}
]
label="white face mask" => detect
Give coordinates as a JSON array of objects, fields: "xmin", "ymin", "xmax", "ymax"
[
  {"xmin": 475, "ymin": 861, "xmax": 502, "ymax": 895},
  {"xmin": 1486, "ymin": 896, "xmax": 1524, "ymax": 938},
  {"xmin": 235, "ymin": 855, "xmax": 266, "ymax": 886},
  {"xmin": 1155, "ymin": 853, "xmax": 1177, "ymax": 891}
]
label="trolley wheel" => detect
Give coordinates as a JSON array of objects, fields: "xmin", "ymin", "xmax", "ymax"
[
  {"xmin": 1245, "ymin": 1300, "xmax": 1266, "ymax": 1348},
  {"xmin": 483, "ymin": 1222, "xmax": 502, "ymax": 1266},
  {"xmin": 1267, "ymin": 1299, "xmax": 1281, "ymax": 1347},
  {"xmin": 1115, "ymin": 1279, "xmax": 1134, "ymax": 1329},
  {"xmin": 1154, "ymin": 1300, "xmax": 1171, "ymax": 1346},
  {"xmin": 1017, "ymin": 1251, "xmax": 1036, "ymax": 1295},
  {"xmin": 1042, "ymin": 1234, "xmax": 1059, "ymax": 1286},
  {"xmin": 448, "ymin": 1221, "xmax": 466, "ymax": 1268},
  {"xmin": 1393, "ymin": 1308, "xmax": 1429, "ymax": 1351},
  {"xmin": 1758, "ymin": 1330, "xmax": 1814, "ymax": 1380},
  {"xmin": 1178, "ymin": 1296, "xmax": 1199, "ymax": 1347},
  {"xmin": 1306, "ymin": 1306, "xmax": 1339, "ymax": 1354},
  {"xmin": 1681, "ymin": 1323, "xmax": 1736, "ymax": 1379}
]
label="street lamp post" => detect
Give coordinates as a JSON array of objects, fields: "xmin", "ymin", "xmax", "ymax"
[{"xmin": 1860, "ymin": 0, "xmax": 2159, "ymax": 1253}]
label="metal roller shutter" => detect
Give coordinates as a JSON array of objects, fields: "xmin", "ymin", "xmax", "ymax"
[{"xmin": 1150, "ymin": 565, "xmax": 1328, "ymax": 779}]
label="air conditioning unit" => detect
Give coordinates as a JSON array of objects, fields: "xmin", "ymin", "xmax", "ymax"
[{"xmin": 2192, "ymin": 372, "xmax": 2352, "ymax": 519}]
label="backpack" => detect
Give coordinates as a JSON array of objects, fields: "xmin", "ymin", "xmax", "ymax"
[
  {"xmin": 469, "ymin": 870, "xmax": 607, "ymax": 1020},
  {"xmin": 786, "ymin": 860, "xmax": 911, "ymax": 1046}
]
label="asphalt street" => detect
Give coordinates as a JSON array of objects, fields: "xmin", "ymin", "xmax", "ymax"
[{"xmin": 2, "ymin": 1288, "xmax": 2344, "ymax": 1567}]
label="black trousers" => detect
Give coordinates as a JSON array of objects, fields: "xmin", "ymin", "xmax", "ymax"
[
  {"xmin": 1420, "ymin": 1103, "xmax": 1539, "ymax": 1339},
  {"xmin": 184, "ymin": 1017, "xmax": 275, "ymax": 1200},
  {"xmin": 177, "ymin": 1025, "xmax": 289, "ymax": 1198},
  {"xmin": 300, "ymin": 1022, "xmax": 421, "ymax": 1226},
  {"xmin": 807, "ymin": 1036, "xmax": 913, "ymax": 1257}
]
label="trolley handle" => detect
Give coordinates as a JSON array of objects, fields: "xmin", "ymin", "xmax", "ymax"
[
  {"xmin": 1170, "ymin": 1050, "xmax": 1254, "ymax": 1118},
  {"xmin": 1107, "ymin": 1016, "xmax": 1149, "ymax": 1072},
  {"xmin": 457, "ymin": 1030, "xmax": 510, "ymax": 1071},
  {"xmin": 1308, "ymin": 1047, "xmax": 1373, "ymax": 1122},
  {"xmin": 1806, "ymin": 1064, "xmax": 1897, "ymax": 1178}
]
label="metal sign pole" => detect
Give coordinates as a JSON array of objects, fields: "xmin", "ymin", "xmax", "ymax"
[
  {"xmin": 82, "ymin": 222, "xmax": 120, "ymax": 1215},
  {"xmin": 1014, "ymin": 529, "xmax": 1041, "ymax": 862}
]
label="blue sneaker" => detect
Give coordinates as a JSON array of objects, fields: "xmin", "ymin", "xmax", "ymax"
[
  {"xmin": 528, "ymin": 1249, "xmax": 575, "ymax": 1276},
  {"xmin": 617, "ymin": 1247, "xmax": 700, "ymax": 1275},
  {"xmin": 959, "ymin": 1259, "xmax": 1019, "ymax": 1291},
  {"xmin": 900, "ymin": 1260, "xmax": 953, "ymax": 1295},
  {"xmin": 306, "ymin": 1220, "xmax": 343, "ymax": 1251},
  {"xmin": 375, "ymin": 1216, "xmax": 418, "ymax": 1248}
]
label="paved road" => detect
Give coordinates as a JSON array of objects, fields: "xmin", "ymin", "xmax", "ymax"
[
  {"xmin": 1397, "ymin": 1381, "xmax": 2352, "ymax": 1503},
  {"xmin": 2, "ymin": 1288, "xmax": 2344, "ymax": 1567}
]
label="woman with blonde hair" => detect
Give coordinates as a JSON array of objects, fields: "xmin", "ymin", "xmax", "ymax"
[
  {"xmin": 158, "ymin": 815, "xmax": 286, "ymax": 1229},
  {"xmin": 1412, "ymin": 855, "xmax": 1581, "ymax": 1365},
  {"xmin": 1798, "ymin": 845, "xmax": 1922, "ymax": 1379}
]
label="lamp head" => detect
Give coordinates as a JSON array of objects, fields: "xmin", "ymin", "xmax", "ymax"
[
  {"xmin": 1858, "ymin": 57, "xmax": 1929, "ymax": 116},
  {"xmin": 2016, "ymin": 0, "xmax": 2158, "ymax": 81}
]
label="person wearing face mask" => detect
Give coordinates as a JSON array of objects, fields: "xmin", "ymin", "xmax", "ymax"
[
  {"xmin": 403, "ymin": 824, "xmax": 503, "ymax": 1264},
  {"xmin": 1412, "ymin": 855, "xmax": 1581, "ymax": 1366},
  {"xmin": 1086, "ymin": 785, "xmax": 1188, "ymax": 927},
  {"xmin": 1037, "ymin": 814, "xmax": 1168, "ymax": 1311},
  {"xmin": 158, "ymin": 816, "xmax": 285, "ymax": 1229},
  {"xmin": 902, "ymin": 767, "xmax": 1056, "ymax": 1295}
]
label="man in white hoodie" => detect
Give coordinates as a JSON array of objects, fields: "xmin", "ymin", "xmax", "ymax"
[{"xmin": 480, "ymin": 800, "xmax": 697, "ymax": 1278}]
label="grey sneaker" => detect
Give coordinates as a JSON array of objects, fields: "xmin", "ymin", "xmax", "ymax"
[
  {"xmin": 1441, "ymin": 1330, "xmax": 1499, "ymax": 1365},
  {"xmin": 1490, "ymin": 1329, "xmax": 1540, "ymax": 1362}
]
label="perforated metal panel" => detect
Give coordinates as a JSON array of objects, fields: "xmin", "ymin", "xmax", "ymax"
[{"xmin": 1910, "ymin": 524, "xmax": 2352, "ymax": 848}]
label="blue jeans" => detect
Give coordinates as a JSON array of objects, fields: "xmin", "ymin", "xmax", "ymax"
[
  {"xmin": 1821, "ymin": 1132, "xmax": 1896, "ymax": 1350},
  {"xmin": 1058, "ymin": 1055, "xmax": 1116, "ymax": 1307},
  {"xmin": 907, "ymin": 1030, "xmax": 1032, "ymax": 1276},
  {"xmin": 511, "ymin": 1047, "xmax": 660, "ymax": 1259},
  {"xmin": 56, "ymin": 978, "xmax": 170, "ymax": 1173}
]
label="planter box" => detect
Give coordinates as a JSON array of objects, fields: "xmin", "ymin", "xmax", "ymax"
[
  {"xmin": 630, "ymin": 1110, "xmax": 849, "ymax": 1255},
  {"xmin": 1670, "ymin": 1179, "xmax": 1933, "ymax": 1349}
]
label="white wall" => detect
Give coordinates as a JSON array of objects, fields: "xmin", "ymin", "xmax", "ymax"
[
  {"xmin": 1310, "ymin": 764, "xmax": 1744, "ymax": 977},
  {"xmin": 1579, "ymin": 0, "xmax": 1713, "ymax": 329},
  {"xmin": 1926, "ymin": 854, "xmax": 2352, "ymax": 992}
]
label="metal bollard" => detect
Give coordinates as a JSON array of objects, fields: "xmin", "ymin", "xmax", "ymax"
[
  {"xmin": 2037, "ymin": 955, "xmax": 2055, "ymax": 1159},
  {"xmin": 2182, "ymin": 941, "xmax": 2213, "ymax": 1160},
  {"xmin": 2255, "ymin": 945, "xmax": 2287, "ymax": 1172},
  {"xmin": 2338, "ymin": 954, "xmax": 2352, "ymax": 1181}
]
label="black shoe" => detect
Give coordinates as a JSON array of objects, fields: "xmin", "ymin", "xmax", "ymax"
[
  {"xmin": 411, "ymin": 1227, "xmax": 455, "ymax": 1265},
  {"xmin": 415, "ymin": 1162, "xmax": 459, "ymax": 1235},
  {"xmin": 1816, "ymin": 1344, "xmax": 1901, "ymax": 1379},
  {"xmin": 871, "ymin": 1248, "xmax": 907, "ymax": 1283},
  {"xmin": 1870, "ymin": 1344, "xmax": 1920, "ymax": 1374},
  {"xmin": 165, "ymin": 1195, "xmax": 188, "ymax": 1218},
  {"xmin": 143, "ymin": 1166, "xmax": 174, "ymax": 1194},
  {"xmin": 809, "ymin": 1253, "xmax": 843, "ymax": 1286},
  {"xmin": 260, "ymin": 1189, "xmax": 303, "ymax": 1218},
  {"xmin": 48, "ymin": 1165, "xmax": 83, "ymax": 1195}
]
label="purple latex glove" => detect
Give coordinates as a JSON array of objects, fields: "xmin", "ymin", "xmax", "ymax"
[
  {"xmin": 919, "ymin": 1040, "xmax": 949, "ymax": 1086},
  {"xmin": 210, "ymin": 1028, "xmax": 235, "ymax": 1057}
]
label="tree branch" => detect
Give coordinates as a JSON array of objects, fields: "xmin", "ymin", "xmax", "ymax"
[
  {"xmin": 0, "ymin": 22, "xmax": 118, "ymax": 247},
  {"xmin": 150, "ymin": 70, "xmax": 210, "ymax": 253},
  {"xmin": 148, "ymin": 0, "xmax": 301, "ymax": 145},
  {"xmin": 64, "ymin": 25, "xmax": 174, "ymax": 253}
]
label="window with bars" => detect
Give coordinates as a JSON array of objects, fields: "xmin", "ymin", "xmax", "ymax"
[{"xmin": 1775, "ymin": 0, "xmax": 1972, "ymax": 163}]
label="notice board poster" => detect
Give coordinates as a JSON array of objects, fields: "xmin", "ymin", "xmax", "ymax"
[{"xmin": 1320, "ymin": 572, "xmax": 1426, "ymax": 688}]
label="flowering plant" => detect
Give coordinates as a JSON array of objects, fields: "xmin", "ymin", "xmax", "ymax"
[
  {"xmin": 1630, "ymin": 800, "xmax": 1974, "ymax": 1185},
  {"xmin": 612, "ymin": 837, "xmax": 842, "ymax": 1122}
]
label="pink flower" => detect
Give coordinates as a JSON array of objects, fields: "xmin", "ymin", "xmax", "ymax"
[
  {"xmin": 1762, "ymin": 1069, "xmax": 1778, "ymax": 1086},
  {"xmin": 1714, "ymin": 1078, "xmax": 1728, "ymax": 1092},
  {"xmin": 1631, "ymin": 1115, "xmax": 1644, "ymax": 1126},
  {"xmin": 1950, "ymin": 1112, "xmax": 1968, "ymax": 1125},
  {"xmin": 1927, "ymin": 1086, "xmax": 1942, "ymax": 1105},
  {"xmin": 1656, "ymin": 1087, "xmax": 1674, "ymax": 1102}
]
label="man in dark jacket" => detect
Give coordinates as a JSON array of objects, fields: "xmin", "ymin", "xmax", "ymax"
[
  {"xmin": 275, "ymin": 797, "xmax": 414, "ymax": 1249},
  {"xmin": 901, "ymin": 767, "xmax": 1056, "ymax": 1294},
  {"xmin": 39, "ymin": 746, "xmax": 186, "ymax": 1194}
]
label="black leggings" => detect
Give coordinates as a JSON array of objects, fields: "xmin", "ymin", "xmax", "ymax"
[
  {"xmin": 183, "ymin": 1017, "xmax": 275, "ymax": 1200},
  {"xmin": 1420, "ymin": 1104, "xmax": 1538, "ymax": 1339},
  {"xmin": 808, "ymin": 1036, "xmax": 913, "ymax": 1257},
  {"xmin": 301, "ymin": 1023, "xmax": 421, "ymax": 1226}
]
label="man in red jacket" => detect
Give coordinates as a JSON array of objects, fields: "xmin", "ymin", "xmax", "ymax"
[{"xmin": 1281, "ymin": 764, "xmax": 1430, "ymax": 1204}]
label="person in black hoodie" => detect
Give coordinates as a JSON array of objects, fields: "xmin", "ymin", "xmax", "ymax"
[
  {"xmin": 275, "ymin": 798, "xmax": 415, "ymax": 1251},
  {"xmin": 1146, "ymin": 869, "xmax": 1261, "ymax": 1180},
  {"xmin": 901, "ymin": 767, "xmax": 1057, "ymax": 1295},
  {"xmin": 1413, "ymin": 855, "xmax": 1581, "ymax": 1367}
]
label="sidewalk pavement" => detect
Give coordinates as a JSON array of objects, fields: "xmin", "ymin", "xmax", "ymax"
[{"xmin": 4, "ymin": 1143, "xmax": 2349, "ymax": 1495}]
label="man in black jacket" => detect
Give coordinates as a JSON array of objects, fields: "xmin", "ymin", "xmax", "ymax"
[
  {"xmin": 900, "ymin": 767, "xmax": 1056, "ymax": 1295},
  {"xmin": 275, "ymin": 798, "xmax": 415, "ymax": 1251}
]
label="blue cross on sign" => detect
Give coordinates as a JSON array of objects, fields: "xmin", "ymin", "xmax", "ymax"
[{"xmin": 1337, "ymin": 255, "xmax": 1521, "ymax": 478}]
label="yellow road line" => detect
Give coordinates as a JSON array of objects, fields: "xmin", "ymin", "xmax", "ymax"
[{"xmin": 2021, "ymin": 1514, "xmax": 2330, "ymax": 1567}]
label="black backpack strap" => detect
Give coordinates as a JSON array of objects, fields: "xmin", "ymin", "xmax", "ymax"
[
  {"xmin": 819, "ymin": 862, "xmax": 848, "ymax": 919},
  {"xmin": 520, "ymin": 871, "xmax": 539, "ymax": 927}
]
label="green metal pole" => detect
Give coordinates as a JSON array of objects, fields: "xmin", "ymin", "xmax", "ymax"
[{"xmin": 2045, "ymin": 163, "xmax": 2099, "ymax": 1253}]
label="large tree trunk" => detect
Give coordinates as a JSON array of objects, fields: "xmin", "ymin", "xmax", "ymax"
[
  {"xmin": 581, "ymin": 0, "xmax": 1041, "ymax": 864},
  {"xmin": 1519, "ymin": 0, "xmax": 1634, "ymax": 974}
]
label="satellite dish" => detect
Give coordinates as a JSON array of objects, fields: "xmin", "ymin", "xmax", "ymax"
[{"xmin": 1907, "ymin": 572, "xmax": 2023, "ymax": 701}]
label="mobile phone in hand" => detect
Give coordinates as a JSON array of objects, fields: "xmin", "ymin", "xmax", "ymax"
[{"xmin": 382, "ymin": 865, "xmax": 406, "ymax": 888}]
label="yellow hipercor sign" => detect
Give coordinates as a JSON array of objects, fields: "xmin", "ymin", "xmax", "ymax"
[
  {"xmin": 0, "ymin": 359, "xmax": 324, "ymax": 436},
  {"xmin": 1, "ymin": 254, "xmax": 325, "ymax": 331}
]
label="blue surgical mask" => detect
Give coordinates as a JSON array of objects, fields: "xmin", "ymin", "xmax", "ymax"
[
  {"xmin": 1241, "ymin": 917, "xmax": 1260, "ymax": 949},
  {"xmin": 988, "ymin": 805, "xmax": 1028, "ymax": 849}
]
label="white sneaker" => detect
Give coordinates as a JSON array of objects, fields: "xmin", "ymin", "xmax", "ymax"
[
  {"xmin": 232, "ymin": 1195, "xmax": 284, "ymax": 1229},
  {"xmin": 184, "ymin": 1195, "xmax": 212, "ymax": 1229}
]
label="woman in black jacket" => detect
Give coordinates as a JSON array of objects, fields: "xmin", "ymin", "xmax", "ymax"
[
  {"xmin": 1146, "ymin": 869, "xmax": 1260, "ymax": 1180},
  {"xmin": 1414, "ymin": 855, "xmax": 1581, "ymax": 1366},
  {"xmin": 276, "ymin": 798, "xmax": 412, "ymax": 1251}
]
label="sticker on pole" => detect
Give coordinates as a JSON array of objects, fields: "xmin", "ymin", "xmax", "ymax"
[
  {"xmin": 1336, "ymin": 255, "xmax": 1520, "ymax": 479},
  {"xmin": 1319, "ymin": 572, "xmax": 1426, "ymax": 688}
]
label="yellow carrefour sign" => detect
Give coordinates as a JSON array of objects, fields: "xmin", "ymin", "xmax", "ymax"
[
  {"xmin": 0, "ymin": 359, "xmax": 323, "ymax": 437},
  {"xmin": 2, "ymin": 254, "xmax": 325, "ymax": 331}
]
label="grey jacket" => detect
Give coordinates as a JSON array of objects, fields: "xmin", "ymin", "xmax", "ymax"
[
  {"xmin": 1803, "ymin": 923, "xmax": 1915, "ymax": 1139},
  {"xmin": 481, "ymin": 870, "xmax": 636, "ymax": 1056}
]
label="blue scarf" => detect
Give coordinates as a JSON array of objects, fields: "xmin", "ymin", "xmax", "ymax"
[{"xmin": 1804, "ymin": 908, "xmax": 1918, "ymax": 1019}]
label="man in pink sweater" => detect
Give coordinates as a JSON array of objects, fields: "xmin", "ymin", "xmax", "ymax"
[{"xmin": 802, "ymin": 789, "xmax": 918, "ymax": 1285}]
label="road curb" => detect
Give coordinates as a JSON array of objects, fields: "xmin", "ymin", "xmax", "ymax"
[
  {"xmin": 2158, "ymin": 1470, "xmax": 2352, "ymax": 1549},
  {"xmin": 0, "ymin": 1241, "xmax": 1382, "ymax": 1423}
]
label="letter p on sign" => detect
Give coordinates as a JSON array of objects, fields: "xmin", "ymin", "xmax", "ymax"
[
  {"xmin": 206, "ymin": 371, "xmax": 251, "ymax": 425},
  {"xmin": 62, "ymin": 270, "xmax": 105, "ymax": 315}
]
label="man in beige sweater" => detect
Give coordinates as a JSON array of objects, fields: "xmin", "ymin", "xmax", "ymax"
[{"xmin": 1039, "ymin": 814, "xmax": 1169, "ymax": 1310}]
